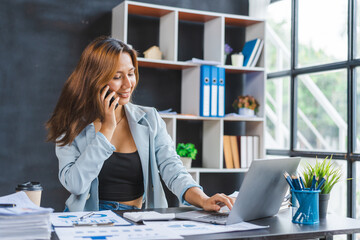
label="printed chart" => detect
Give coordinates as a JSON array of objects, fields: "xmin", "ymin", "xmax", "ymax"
[
  {"xmin": 55, "ymin": 225, "xmax": 183, "ymax": 240},
  {"xmin": 144, "ymin": 220, "xmax": 269, "ymax": 236},
  {"xmin": 51, "ymin": 210, "xmax": 131, "ymax": 227}
]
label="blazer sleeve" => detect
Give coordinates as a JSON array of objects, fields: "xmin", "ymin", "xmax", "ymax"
[
  {"xmin": 56, "ymin": 131, "xmax": 115, "ymax": 195},
  {"xmin": 152, "ymin": 109, "xmax": 202, "ymax": 205}
]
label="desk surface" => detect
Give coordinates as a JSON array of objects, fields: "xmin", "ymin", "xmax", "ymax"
[{"xmin": 52, "ymin": 207, "xmax": 360, "ymax": 240}]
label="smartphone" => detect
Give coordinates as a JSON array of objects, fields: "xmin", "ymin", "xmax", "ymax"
[{"xmin": 104, "ymin": 90, "xmax": 119, "ymax": 110}]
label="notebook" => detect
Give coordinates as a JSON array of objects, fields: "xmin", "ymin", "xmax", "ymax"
[{"xmin": 175, "ymin": 157, "xmax": 301, "ymax": 225}]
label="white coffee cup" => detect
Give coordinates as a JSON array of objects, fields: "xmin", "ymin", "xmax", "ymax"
[
  {"xmin": 16, "ymin": 182, "xmax": 43, "ymax": 206},
  {"xmin": 231, "ymin": 53, "xmax": 244, "ymax": 67}
]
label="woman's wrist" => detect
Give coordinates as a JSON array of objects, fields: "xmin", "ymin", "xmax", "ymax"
[
  {"xmin": 184, "ymin": 187, "xmax": 209, "ymax": 208},
  {"xmin": 199, "ymin": 195, "xmax": 210, "ymax": 208},
  {"xmin": 99, "ymin": 125, "xmax": 115, "ymax": 141}
]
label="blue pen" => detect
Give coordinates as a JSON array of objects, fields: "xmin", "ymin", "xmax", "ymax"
[
  {"xmin": 310, "ymin": 175, "xmax": 317, "ymax": 190},
  {"xmin": 316, "ymin": 176, "xmax": 327, "ymax": 190},
  {"xmin": 283, "ymin": 172, "xmax": 295, "ymax": 190},
  {"xmin": 291, "ymin": 175, "xmax": 301, "ymax": 190},
  {"xmin": 299, "ymin": 175, "xmax": 305, "ymax": 190}
]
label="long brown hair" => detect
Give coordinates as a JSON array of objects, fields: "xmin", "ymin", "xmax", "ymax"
[{"xmin": 46, "ymin": 36, "xmax": 139, "ymax": 146}]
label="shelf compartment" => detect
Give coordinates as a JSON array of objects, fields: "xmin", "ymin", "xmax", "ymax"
[
  {"xmin": 127, "ymin": 3, "xmax": 173, "ymax": 17},
  {"xmin": 113, "ymin": 1, "xmax": 177, "ymax": 61},
  {"xmin": 178, "ymin": 11, "xmax": 218, "ymax": 22},
  {"xmin": 225, "ymin": 15, "xmax": 263, "ymax": 27}
]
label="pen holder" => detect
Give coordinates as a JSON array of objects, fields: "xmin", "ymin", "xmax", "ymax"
[{"xmin": 291, "ymin": 189, "xmax": 320, "ymax": 225}]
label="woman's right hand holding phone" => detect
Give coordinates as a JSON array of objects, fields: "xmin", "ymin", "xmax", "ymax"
[{"xmin": 99, "ymin": 85, "xmax": 119, "ymax": 141}]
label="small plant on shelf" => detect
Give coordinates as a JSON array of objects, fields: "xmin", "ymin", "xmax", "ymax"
[
  {"xmin": 176, "ymin": 143, "xmax": 198, "ymax": 169},
  {"xmin": 232, "ymin": 95, "xmax": 259, "ymax": 116},
  {"xmin": 176, "ymin": 143, "xmax": 197, "ymax": 160}
]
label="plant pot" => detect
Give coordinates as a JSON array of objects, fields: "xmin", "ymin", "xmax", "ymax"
[
  {"xmin": 180, "ymin": 157, "xmax": 192, "ymax": 169},
  {"xmin": 319, "ymin": 193, "xmax": 330, "ymax": 219},
  {"xmin": 238, "ymin": 108, "xmax": 255, "ymax": 116}
]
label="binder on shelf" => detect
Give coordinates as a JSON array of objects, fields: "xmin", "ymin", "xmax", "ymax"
[
  {"xmin": 253, "ymin": 136, "xmax": 260, "ymax": 160},
  {"xmin": 240, "ymin": 136, "xmax": 247, "ymax": 168},
  {"xmin": 250, "ymin": 39, "xmax": 264, "ymax": 67},
  {"xmin": 242, "ymin": 38, "xmax": 261, "ymax": 67},
  {"xmin": 236, "ymin": 136, "xmax": 242, "ymax": 168},
  {"xmin": 246, "ymin": 136, "xmax": 253, "ymax": 168},
  {"xmin": 223, "ymin": 135, "xmax": 234, "ymax": 169},
  {"xmin": 217, "ymin": 67, "xmax": 225, "ymax": 117},
  {"xmin": 230, "ymin": 136, "xmax": 240, "ymax": 168},
  {"xmin": 210, "ymin": 65, "xmax": 218, "ymax": 117},
  {"xmin": 200, "ymin": 65, "xmax": 211, "ymax": 117}
]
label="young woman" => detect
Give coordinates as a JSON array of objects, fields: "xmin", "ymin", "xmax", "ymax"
[{"xmin": 47, "ymin": 36, "xmax": 234, "ymax": 212}]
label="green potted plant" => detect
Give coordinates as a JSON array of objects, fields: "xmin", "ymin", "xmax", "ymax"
[
  {"xmin": 176, "ymin": 143, "xmax": 198, "ymax": 169},
  {"xmin": 301, "ymin": 155, "xmax": 342, "ymax": 218},
  {"xmin": 232, "ymin": 95, "xmax": 259, "ymax": 116}
]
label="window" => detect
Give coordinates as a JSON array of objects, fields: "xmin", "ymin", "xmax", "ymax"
[
  {"xmin": 298, "ymin": 0, "xmax": 347, "ymax": 67},
  {"xmin": 266, "ymin": 0, "xmax": 291, "ymax": 72},
  {"xmin": 296, "ymin": 70, "xmax": 347, "ymax": 151},
  {"xmin": 357, "ymin": 0, "xmax": 360, "ymax": 58},
  {"xmin": 265, "ymin": 1, "xmax": 358, "ymax": 230},
  {"xmin": 357, "ymin": 68, "xmax": 360, "ymax": 153},
  {"xmin": 265, "ymin": 77, "xmax": 290, "ymax": 149}
]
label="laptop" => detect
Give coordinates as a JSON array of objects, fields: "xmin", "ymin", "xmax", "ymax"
[{"xmin": 176, "ymin": 157, "xmax": 300, "ymax": 225}]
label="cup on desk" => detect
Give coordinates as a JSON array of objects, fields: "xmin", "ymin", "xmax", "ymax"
[
  {"xmin": 16, "ymin": 182, "xmax": 43, "ymax": 206},
  {"xmin": 291, "ymin": 189, "xmax": 320, "ymax": 225}
]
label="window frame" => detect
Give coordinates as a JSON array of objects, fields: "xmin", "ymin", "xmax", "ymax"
[{"xmin": 266, "ymin": 0, "xmax": 359, "ymax": 226}]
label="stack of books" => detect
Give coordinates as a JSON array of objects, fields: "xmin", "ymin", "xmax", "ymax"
[
  {"xmin": 242, "ymin": 38, "xmax": 264, "ymax": 67},
  {"xmin": 223, "ymin": 135, "xmax": 260, "ymax": 169},
  {"xmin": 0, "ymin": 192, "xmax": 53, "ymax": 240}
]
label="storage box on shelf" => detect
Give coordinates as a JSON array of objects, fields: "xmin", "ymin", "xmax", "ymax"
[{"xmin": 112, "ymin": 1, "xmax": 266, "ymax": 185}]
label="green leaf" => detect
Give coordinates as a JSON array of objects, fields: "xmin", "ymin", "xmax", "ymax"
[
  {"xmin": 300, "ymin": 155, "xmax": 343, "ymax": 194},
  {"xmin": 176, "ymin": 143, "xmax": 198, "ymax": 160}
]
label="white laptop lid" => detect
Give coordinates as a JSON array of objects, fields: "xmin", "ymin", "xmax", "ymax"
[{"xmin": 226, "ymin": 157, "xmax": 300, "ymax": 224}]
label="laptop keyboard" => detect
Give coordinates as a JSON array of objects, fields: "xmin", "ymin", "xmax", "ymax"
[{"xmin": 198, "ymin": 212, "xmax": 229, "ymax": 221}]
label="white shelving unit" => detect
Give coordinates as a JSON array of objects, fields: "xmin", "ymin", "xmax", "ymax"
[{"xmin": 112, "ymin": 1, "xmax": 266, "ymax": 185}]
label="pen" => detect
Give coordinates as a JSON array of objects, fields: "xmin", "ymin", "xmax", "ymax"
[
  {"xmin": 0, "ymin": 203, "xmax": 16, "ymax": 208},
  {"xmin": 291, "ymin": 175, "xmax": 301, "ymax": 190},
  {"xmin": 77, "ymin": 212, "xmax": 95, "ymax": 221},
  {"xmin": 310, "ymin": 175, "xmax": 317, "ymax": 190},
  {"xmin": 316, "ymin": 176, "xmax": 327, "ymax": 190},
  {"xmin": 73, "ymin": 221, "xmax": 114, "ymax": 227},
  {"xmin": 299, "ymin": 175, "xmax": 305, "ymax": 189},
  {"xmin": 283, "ymin": 172, "xmax": 295, "ymax": 190}
]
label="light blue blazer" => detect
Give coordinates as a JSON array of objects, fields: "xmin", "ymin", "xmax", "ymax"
[{"xmin": 56, "ymin": 103, "xmax": 201, "ymax": 211}]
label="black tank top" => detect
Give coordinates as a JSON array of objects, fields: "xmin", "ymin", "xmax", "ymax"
[{"xmin": 98, "ymin": 151, "xmax": 144, "ymax": 201}]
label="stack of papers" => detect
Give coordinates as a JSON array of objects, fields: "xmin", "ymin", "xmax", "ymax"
[
  {"xmin": 123, "ymin": 211, "xmax": 175, "ymax": 222},
  {"xmin": 0, "ymin": 192, "xmax": 53, "ymax": 240}
]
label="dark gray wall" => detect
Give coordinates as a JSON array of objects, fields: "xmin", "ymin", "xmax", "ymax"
[{"xmin": 0, "ymin": 0, "xmax": 248, "ymax": 211}]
